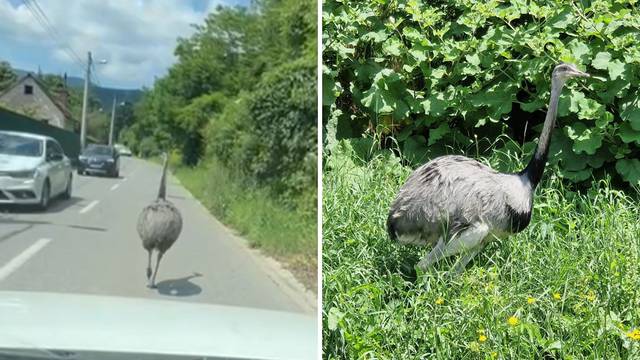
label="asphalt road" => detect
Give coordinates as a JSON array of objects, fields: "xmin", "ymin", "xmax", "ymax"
[{"xmin": 0, "ymin": 157, "xmax": 312, "ymax": 314}]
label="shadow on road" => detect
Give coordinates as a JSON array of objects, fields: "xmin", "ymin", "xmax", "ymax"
[
  {"xmin": 0, "ymin": 196, "xmax": 84, "ymax": 214},
  {"xmin": 156, "ymin": 272, "xmax": 203, "ymax": 297},
  {"xmin": 0, "ymin": 218, "xmax": 107, "ymax": 244}
]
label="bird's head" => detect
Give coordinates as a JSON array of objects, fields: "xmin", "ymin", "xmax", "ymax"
[{"xmin": 552, "ymin": 63, "xmax": 589, "ymax": 86}]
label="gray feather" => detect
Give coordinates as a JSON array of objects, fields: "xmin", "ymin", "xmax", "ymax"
[
  {"xmin": 137, "ymin": 200, "xmax": 183, "ymax": 253},
  {"xmin": 388, "ymin": 155, "xmax": 533, "ymax": 245}
]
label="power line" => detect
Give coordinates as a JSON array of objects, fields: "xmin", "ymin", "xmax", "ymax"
[
  {"xmin": 26, "ymin": 0, "xmax": 84, "ymax": 67},
  {"xmin": 21, "ymin": 0, "xmax": 86, "ymax": 73},
  {"xmin": 90, "ymin": 62, "xmax": 102, "ymax": 87}
]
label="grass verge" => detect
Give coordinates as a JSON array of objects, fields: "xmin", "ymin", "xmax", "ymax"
[
  {"xmin": 171, "ymin": 156, "xmax": 317, "ymax": 292},
  {"xmin": 323, "ymin": 144, "xmax": 640, "ymax": 358}
]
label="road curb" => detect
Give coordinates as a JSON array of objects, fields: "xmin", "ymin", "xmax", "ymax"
[{"xmin": 171, "ymin": 175, "xmax": 317, "ymax": 315}]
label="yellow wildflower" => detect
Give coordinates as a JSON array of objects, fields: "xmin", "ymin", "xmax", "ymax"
[
  {"xmin": 553, "ymin": 292, "xmax": 561, "ymax": 300},
  {"xmin": 507, "ymin": 316, "xmax": 519, "ymax": 326},
  {"xmin": 478, "ymin": 334, "xmax": 487, "ymax": 342},
  {"xmin": 627, "ymin": 329, "xmax": 640, "ymax": 340},
  {"xmin": 586, "ymin": 291, "xmax": 596, "ymax": 302},
  {"xmin": 435, "ymin": 297, "xmax": 444, "ymax": 305},
  {"xmin": 527, "ymin": 297, "xmax": 536, "ymax": 304},
  {"xmin": 491, "ymin": 352, "xmax": 498, "ymax": 359}
]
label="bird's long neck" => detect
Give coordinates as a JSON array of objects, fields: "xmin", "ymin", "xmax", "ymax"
[
  {"xmin": 520, "ymin": 79, "xmax": 563, "ymax": 187},
  {"xmin": 158, "ymin": 155, "xmax": 168, "ymax": 200}
]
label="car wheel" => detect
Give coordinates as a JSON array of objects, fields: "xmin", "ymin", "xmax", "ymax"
[
  {"xmin": 37, "ymin": 180, "xmax": 50, "ymax": 211},
  {"xmin": 62, "ymin": 175, "xmax": 72, "ymax": 200}
]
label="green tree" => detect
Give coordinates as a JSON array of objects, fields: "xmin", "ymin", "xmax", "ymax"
[{"xmin": 0, "ymin": 61, "xmax": 16, "ymax": 91}]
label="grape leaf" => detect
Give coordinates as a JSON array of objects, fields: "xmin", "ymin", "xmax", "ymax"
[
  {"xmin": 566, "ymin": 122, "xmax": 603, "ymax": 155},
  {"xmin": 592, "ymin": 52, "xmax": 611, "ymax": 70},
  {"xmin": 428, "ymin": 123, "xmax": 450, "ymax": 145},
  {"xmin": 616, "ymin": 159, "xmax": 640, "ymax": 185},
  {"xmin": 622, "ymin": 108, "xmax": 640, "ymax": 130},
  {"xmin": 608, "ymin": 60, "xmax": 626, "ymax": 80},
  {"xmin": 618, "ymin": 122, "xmax": 640, "ymax": 144}
]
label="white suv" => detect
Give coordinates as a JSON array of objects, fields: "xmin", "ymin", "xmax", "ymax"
[{"xmin": 0, "ymin": 131, "xmax": 73, "ymax": 210}]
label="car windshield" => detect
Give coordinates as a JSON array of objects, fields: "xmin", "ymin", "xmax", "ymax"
[
  {"xmin": 0, "ymin": 133, "xmax": 43, "ymax": 157},
  {"xmin": 83, "ymin": 146, "xmax": 112, "ymax": 156}
]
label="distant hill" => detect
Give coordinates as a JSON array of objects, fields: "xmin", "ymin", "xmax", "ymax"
[{"xmin": 13, "ymin": 68, "xmax": 143, "ymax": 109}]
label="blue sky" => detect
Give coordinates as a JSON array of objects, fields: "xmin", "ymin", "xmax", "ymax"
[{"xmin": 0, "ymin": 0, "xmax": 249, "ymax": 89}]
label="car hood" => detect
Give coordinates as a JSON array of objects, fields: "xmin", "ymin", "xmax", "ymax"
[
  {"xmin": 0, "ymin": 291, "xmax": 317, "ymax": 360},
  {"xmin": 0, "ymin": 154, "xmax": 43, "ymax": 172}
]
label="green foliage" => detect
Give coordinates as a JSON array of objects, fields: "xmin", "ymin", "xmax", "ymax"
[
  {"xmin": 246, "ymin": 59, "xmax": 317, "ymax": 198},
  {"xmin": 323, "ymin": 146, "xmax": 640, "ymax": 358},
  {"xmin": 323, "ymin": 0, "xmax": 640, "ymax": 186},
  {"xmin": 176, "ymin": 92, "xmax": 227, "ymax": 165},
  {"xmin": 204, "ymin": 59, "xmax": 317, "ymax": 205},
  {"xmin": 125, "ymin": 0, "xmax": 317, "ymax": 203},
  {"xmin": 0, "ymin": 61, "xmax": 16, "ymax": 91},
  {"xmin": 175, "ymin": 156, "xmax": 317, "ymax": 260}
]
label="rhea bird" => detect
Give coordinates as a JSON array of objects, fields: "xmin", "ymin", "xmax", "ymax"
[
  {"xmin": 387, "ymin": 63, "xmax": 589, "ymax": 275},
  {"xmin": 137, "ymin": 152, "xmax": 183, "ymax": 288}
]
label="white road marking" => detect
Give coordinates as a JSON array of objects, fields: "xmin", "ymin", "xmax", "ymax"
[
  {"xmin": 79, "ymin": 200, "xmax": 99, "ymax": 214},
  {"xmin": 110, "ymin": 183, "xmax": 120, "ymax": 191},
  {"xmin": 0, "ymin": 238, "xmax": 51, "ymax": 281}
]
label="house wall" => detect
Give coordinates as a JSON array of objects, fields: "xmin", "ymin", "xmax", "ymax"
[{"xmin": 0, "ymin": 77, "xmax": 66, "ymax": 129}]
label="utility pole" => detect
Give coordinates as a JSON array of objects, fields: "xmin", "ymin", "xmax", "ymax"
[
  {"xmin": 109, "ymin": 95, "xmax": 116, "ymax": 146},
  {"xmin": 80, "ymin": 51, "xmax": 92, "ymax": 149}
]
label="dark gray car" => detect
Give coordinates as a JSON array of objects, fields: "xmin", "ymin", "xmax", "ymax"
[{"xmin": 78, "ymin": 145, "xmax": 120, "ymax": 177}]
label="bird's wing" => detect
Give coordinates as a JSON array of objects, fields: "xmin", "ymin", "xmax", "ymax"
[{"xmin": 389, "ymin": 155, "xmax": 508, "ymax": 239}]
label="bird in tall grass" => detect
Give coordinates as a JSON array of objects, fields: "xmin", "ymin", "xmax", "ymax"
[
  {"xmin": 387, "ymin": 63, "xmax": 589, "ymax": 274},
  {"xmin": 137, "ymin": 152, "xmax": 183, "ymax": 288}
]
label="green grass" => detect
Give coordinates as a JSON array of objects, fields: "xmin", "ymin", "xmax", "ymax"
[
  {"xmin": 170, "ymin": 155, "xmax": 317, "ymax": 290},
  {"xmin": 323, "ymin": 145, "xmax": 640, "ymax": 359}
]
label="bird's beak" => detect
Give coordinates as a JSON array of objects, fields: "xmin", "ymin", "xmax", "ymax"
[{"xmin": 572, "ymin": 69, "xmax": 590, "ymax": 77}]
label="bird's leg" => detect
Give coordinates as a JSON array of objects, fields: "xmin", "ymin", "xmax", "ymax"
[
  {"xmin": 448, "ymin": 244, "xmax": 484, "ymax": 276},
  {"xmin": 149, "ymin": 251, "xmax": 164, "ymax": 289},
  {"xmin": 146, "ymin": 250, "xmax": 152, "ymax": 280},
  {"xmin": 417, "ymin": 236, "xmax": 446, "ymax": 270},
  {"xmin": 418, "ymin": 224, "xmax": 489, "ymax": 272},
  {"xmin": 440, "ymin": 223, "xmax": 489, "ymax": 274}
]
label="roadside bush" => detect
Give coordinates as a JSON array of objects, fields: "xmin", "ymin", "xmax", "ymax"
[
  {"xmin": 206, "ymin": 58, "xmax": 317, "ymax": 205},
  {"xmin": 176, "ymin": 92, "xmax": 227, "ymax": 165},
  {"xmin": 323, "ymin": 0, "xmax": 640, "ymax": 185},
  {"xmin": 137, "ymin": 137, "xmax": 161, "ymax": 158},
  {"xmin": 248, "ymin": 58, "xmax": 317, "ymax": 199}
]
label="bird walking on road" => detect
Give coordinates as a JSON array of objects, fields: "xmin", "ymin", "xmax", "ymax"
[
  {"xmin": 137, "ymin": 152, "xmax": 183, "ymax": 288},
  {"xmin": 387, "ymin": 63, "xmax": 589, "ymax": 275}
]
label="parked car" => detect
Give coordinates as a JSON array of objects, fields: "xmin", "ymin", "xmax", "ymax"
[
  {"xmin": 114, "ymin": 144, "xmax": 132, "ymax": 156},
  {"xmin": 0, "ymin": 131, "xmax": 73, "ymax": 210},
  {"xmin": 78, "ymin": 145, "xmax": 120, "ymax": 177}
]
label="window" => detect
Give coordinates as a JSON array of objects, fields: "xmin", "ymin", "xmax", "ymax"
[
  {"xmin": 24, "ymin": 85, "xmax": 33, "ymax": 95},
  {"xmin": 46, "ymin": 140, "xmax": 63, "ymax": 160},
  {"xmin": 52, "ymin": 141, "xmax": 65, "ymax": 156}
]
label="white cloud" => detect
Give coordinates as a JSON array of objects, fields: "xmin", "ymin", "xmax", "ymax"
[{"xmin": 0, "ymin": 0, "xmax": 229, "ymax": 88}]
